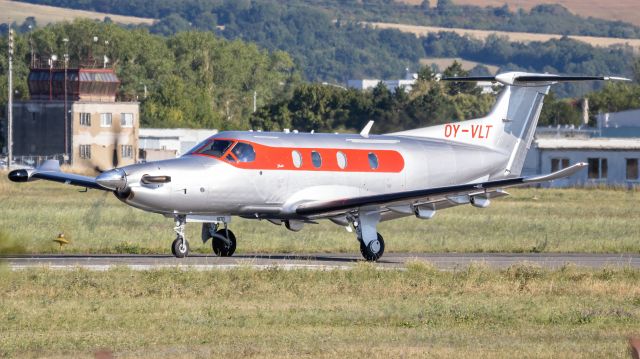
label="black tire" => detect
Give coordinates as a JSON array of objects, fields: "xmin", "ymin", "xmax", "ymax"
[
  {"xmin": 171, "ymin": 237, "xmax": 189, "ymax": 258},
  {"xmin": 359, "ymin": 232, "xmax": 385, "ymax": 262},
  {"xmin": 212, "ymin": 229, "xmax": 237, "ymax": 257}
]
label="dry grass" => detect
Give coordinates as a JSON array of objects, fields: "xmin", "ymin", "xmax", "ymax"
[
  {"xmin": 367, "ymin": 21, "xmax": 640, "ymax": 51},
  {"xmin": 0, "ymin": 265, "xmax": 638, "ymax": 357},
  {"xmin": 446, "ymin": 0, "xmax": 640, "ymax": 28},
  {"xmin": 1, "ymin": 172, "xmax": 640, "ymax": 255},
  {"xmin": 0, "ymin": 0, "xmax": 155, "ymax": 25}
]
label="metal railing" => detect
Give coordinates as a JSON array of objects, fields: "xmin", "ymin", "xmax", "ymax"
[{"xmin": 1, "ymin": 154, "xmax": 69, "ymax": 169}]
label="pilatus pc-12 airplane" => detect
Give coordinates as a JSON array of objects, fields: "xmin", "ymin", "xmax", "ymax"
[{"xmin": 9, "ymin": 72, "xmax": 628, "ymax": 260}]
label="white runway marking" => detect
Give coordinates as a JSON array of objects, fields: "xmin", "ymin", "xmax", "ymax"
[{"xmin": 3, "ymin": 253, "xmax": 640, "ymax": 271}]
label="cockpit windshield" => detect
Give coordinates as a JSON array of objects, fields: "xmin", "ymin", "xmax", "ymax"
[
  {"xmin": 231, "ymin": 142, "xmax": 256, "ymax": 162},
  {"xmin": 191, "ymin": 139, "xmax": 234, "ymax": 158}
]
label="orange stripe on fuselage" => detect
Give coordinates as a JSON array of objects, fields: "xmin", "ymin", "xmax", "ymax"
[{"xmin": 194, "ymin": 139, "xmax": 405, "ymax": 173}]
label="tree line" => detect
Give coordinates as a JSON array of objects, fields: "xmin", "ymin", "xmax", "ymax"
[
  {"xmin": 0, "ymin": 20, "xmax": 298, "ymax": 130},
  {"xmin": 6, "ymin": 0, "xmax": 636, "ymax": 92},
  {"xmin": 1, "ymin": 19, "xmax": 639, "ymax": 143}
]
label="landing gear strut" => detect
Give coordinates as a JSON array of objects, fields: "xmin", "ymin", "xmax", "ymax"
[
  {"xmin": 171, "ymin": 215, "xmax": 189, "ymax": 258},
  {"xmin": 353, "ymin": 210, "xmax": 385, "ymax": 262}
]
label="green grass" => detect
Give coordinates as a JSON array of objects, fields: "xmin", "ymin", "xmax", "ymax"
[
  {"xmin": 1, "ymin": 173, "xmax": 640, "ymax": 254},
  {"xmin": 0, "ymin": 265, "xmax": 639, "ymax": 357}
]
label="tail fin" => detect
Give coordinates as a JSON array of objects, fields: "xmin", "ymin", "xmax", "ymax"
[{"xmin": 391, "ymin": 72, "xmax": 630, "ymax": 177}]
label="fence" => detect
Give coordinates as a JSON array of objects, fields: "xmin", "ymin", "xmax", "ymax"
[{"xmin": 1, "ymin": 154, "xmax": 69, "ymax": 169}]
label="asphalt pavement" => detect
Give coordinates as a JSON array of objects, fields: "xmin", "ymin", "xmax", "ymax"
[{"xmin": 2, "ymin": 253, "xmax": 639, "ymax": 271}]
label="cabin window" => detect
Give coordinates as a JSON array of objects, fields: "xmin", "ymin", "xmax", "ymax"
[
  {"xmin": 231, "ymin": 142, "xmax": 256, "ymax": 162},
  {"xmin": 196, "ymin": 140, "xmax": 233, "ymax": 158},
  {"xmin": 336, "ymin": 151, "xmax": 347, "ymax": 169},
  {"xmin": 368, "ymin": 152, "xmax": 379, "ymax": 170},
  {"xmin": 551, "ymin": 158, "xmax": 570, "ymax": 172},
  {"xmin": 311, "ymin": 151, "xmax": 322, "ymax": 168},
  {"xmin": 627, "ymin": 159, "xmax": 639, "ymax": 180},
  {"xmin": 292, "ymin": 150, "xmax": 302, "ymax": 168},
  {"xmin": 588, "ymin": 158, "xmax": 607, "ymax": 179}
]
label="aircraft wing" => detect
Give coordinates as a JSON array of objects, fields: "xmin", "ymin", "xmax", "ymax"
[
  {"xmin": 295, "ymin": 162, "xmax": 586, "ymax": 218},
  {"xmin": 8, "ymin": 160, "xmax": 107, "ymax": 191}
]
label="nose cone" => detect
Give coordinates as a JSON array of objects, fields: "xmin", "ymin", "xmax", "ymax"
[{"xmin": 96, "ymin": 168, "xmax": 128, "ymax": 191}]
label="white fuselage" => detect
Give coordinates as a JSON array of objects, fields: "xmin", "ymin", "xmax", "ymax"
[{"xmin": 117, "ymin": 131, "xmax": 509, "ymax": 219}]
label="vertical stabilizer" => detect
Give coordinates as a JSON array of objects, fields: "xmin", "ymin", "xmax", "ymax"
[{"xmin": 390, "ymin": 72, "xmax": 629, "ymax": 178}]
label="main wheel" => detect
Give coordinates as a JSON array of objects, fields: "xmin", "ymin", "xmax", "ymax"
[
  {"xmin": 171, "ymin": 237, "xmax": 189, "ymax": 258},
  {"xmin": 359, "ymin": 232, "xmax": 385, "ymax": 262},
  {"xmin": 212, "ymin": 229, "xmax": 236, "ymax": 257}
]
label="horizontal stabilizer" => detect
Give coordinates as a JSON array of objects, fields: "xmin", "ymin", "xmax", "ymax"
[
  {"xmin": 524, "ymin": 162, "xmax": 587, "ymax": 183},
  {"xmin": 441, "ymin": 72, "xmax": 631, "ymax": 86}
]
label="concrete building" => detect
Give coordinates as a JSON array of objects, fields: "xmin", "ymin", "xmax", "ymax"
[
  {"xmin": 347, "ymin": 74, "xmax": 494, "ymax": 94},
  {"xmin": 138, "ymin": 128, "xmax": 217, "ymax": 161},
  {"xmin": 7, "ymin": 66, "xmax": 139, "ymax": 171},
  {"xmin": 348, "ymin": 72, "xmax": 419, "ymax": 92},
  {"xmin": 523, "ymin": 137, "xmax": 640, "ymax": 187},
  {"xmin": 525, "ymin": 107, "xmax": 640, "ymax": 187}
]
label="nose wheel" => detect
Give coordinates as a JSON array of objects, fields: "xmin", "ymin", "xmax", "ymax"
[
  {"xmin": 171, "ymin": 236, "xmax": 190, "ymax": 258},
  {"xmin": 171, "ymin": 215, "xmax": 190, "ymax": 258}
]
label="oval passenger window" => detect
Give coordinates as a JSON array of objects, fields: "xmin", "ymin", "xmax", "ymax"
[
  {"xmin": 311, "ymin": 151, "xmax": 322, "ymax": 168},
  {"xmin": 336, "ymin": 151, "xmax": 347, "ymax": 169},
  {"xmin": 368, "ymin": 152, "xmax": 379, "ymax": 170},
  {"xmin": 292, "ymin": 150, "xmax": 302, "ymax": 168}
]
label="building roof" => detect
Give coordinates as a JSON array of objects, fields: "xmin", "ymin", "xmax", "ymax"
[
  {"xmin": 28, "ymin": 68, "xmax": 120, "ymax": 102},
  {"xmin": 536, "ymin": 137, "xmax": 640, "ymax": 150}
]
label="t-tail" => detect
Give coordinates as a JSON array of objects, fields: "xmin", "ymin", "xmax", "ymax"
[{"xmin": 392, "ymin": 72, "xmax": 630, "ymax": 178}]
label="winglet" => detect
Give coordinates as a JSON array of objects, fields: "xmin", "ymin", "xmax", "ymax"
[
  {"xmin": 524, "ymin": 162, "xmax": 587, "ymax": 183},
  {"xmin": 360, "ymin": 121, "xmax": 374, "ymax": 138}
]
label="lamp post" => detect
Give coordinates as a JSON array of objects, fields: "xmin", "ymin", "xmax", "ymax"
[
  {"xmin": 7, "ymin": 27, "xmax": 13, "ymax": 169},
  {"xmin": 63, "ymin": 38, "xmax": 69, "ymax": 162}
]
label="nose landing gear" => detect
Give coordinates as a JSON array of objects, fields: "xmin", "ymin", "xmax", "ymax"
[{"xmin": 171, "ymin": 215, "xmax": 190, "ymax": 258}]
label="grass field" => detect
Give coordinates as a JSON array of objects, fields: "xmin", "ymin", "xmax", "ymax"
[
  {"xmin": 1, "ymin": 172, "xmax": 640, "ymax": 255},
  {"xmin": 0, "ymin": 265, "xmax": 638, "ymax": 357},
  {"xmin": 366, "ymin": 22, "xmax": 640, "ymax": 51},
  {"xmin": 397, "ymin": 0, "xmax": 640, "ymax": 28},
  {"xmin": 1, "ymin": 0, "xmax": 155, "ymax": 26}
]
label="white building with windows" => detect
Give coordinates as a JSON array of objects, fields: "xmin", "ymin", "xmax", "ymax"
[{"xmin": 138, "ymin": 128, "xmax": 217, "ymax": 161}]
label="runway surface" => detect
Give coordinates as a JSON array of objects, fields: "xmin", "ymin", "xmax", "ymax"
[{"xmin": 2, "ymin": 253, "xmax": 639, "ymax": 271}]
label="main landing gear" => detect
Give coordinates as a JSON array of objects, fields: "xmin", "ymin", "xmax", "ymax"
[
  {"xmin": 352, "ymin": 210, "xmax": 385, "ymax": 262},
  {"xmin": 203, "ymin": 223, "xmax": 237, "ymax": 257},
  {"xmin": 170, "ymin": 216, "xmax": 237, "ymax": 258}
]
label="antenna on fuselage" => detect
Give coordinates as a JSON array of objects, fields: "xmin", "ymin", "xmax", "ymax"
[{"xmin": 360, "ymin": 121, "xmax": 374, "ymax": 138}]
